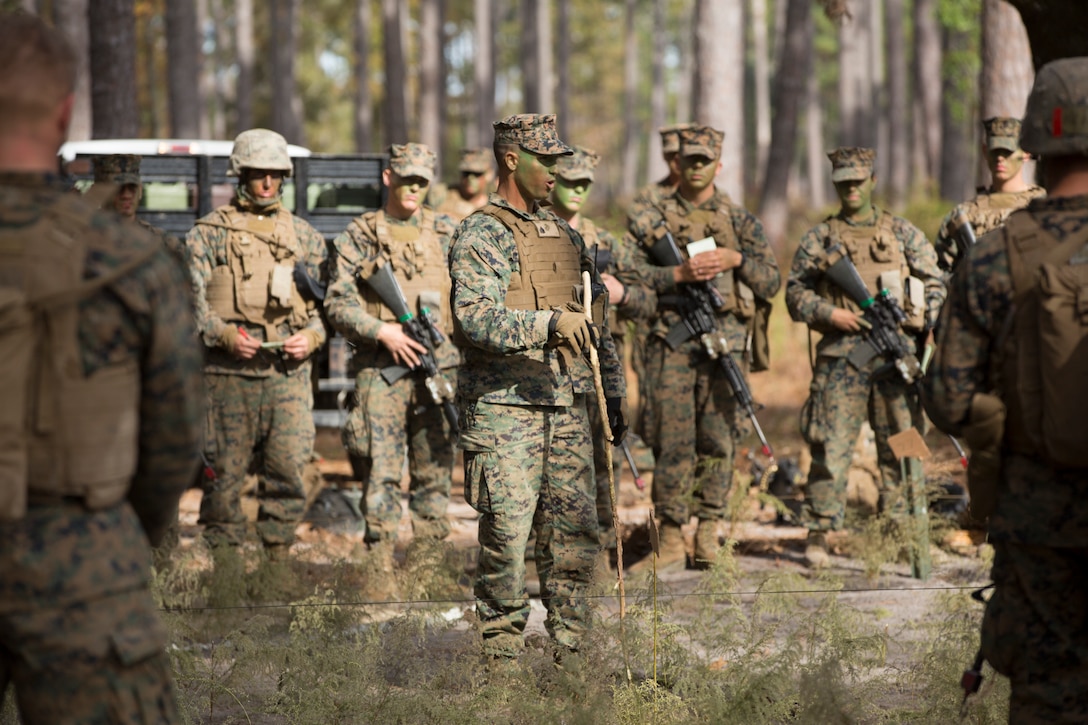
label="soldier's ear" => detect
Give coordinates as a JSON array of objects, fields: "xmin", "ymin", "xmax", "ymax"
[{"xmin": 504, "ymin": 150, "xmax": 519, "ymax": 172}]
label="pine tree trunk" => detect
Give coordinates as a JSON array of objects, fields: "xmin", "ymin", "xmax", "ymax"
[
  {"xmin": 620, "ymin": 0, "xmax": 639, "ymax": 197},
  {"xmin": 354, "ymin": 0, "xmax": 373, "ymax": 152},
  {"xmin": 473, "ymin": 0, "xmax": 496, "ymax": 147},
  {"xmin": 270, "ymin": 0, "xmax": 304, "ymax": 144},
  {"xmin": 939, "ymin": 24, "xmax": 975, "ymax": 202},
  {"xmin": 419, "ymin": 0, "xmax": 442, "ymax": 162},
  {"xmin": 556, "ymin": 0, "xmax": 570, "ymax": 139},
  {"xmin": 235, "ymin": 0, "xmax": 254, "ymax": 132},
  {"xmin": 979, "ymin": 0, "xmax": 1034, "ymax": 186},
  {"xmin": 382, "ymin": 0, "xmax": 407, "ymax": 145},
  {"xmin": 89, "ymin": 0, "xmax": 139, "ymax": 138},
  {"xmin": 751, "ymin": 0, "xmax": 772, "ymax": 190},
  {"xmin": 55, "ymin": 0, "xmax": 92, "ymax": 141},
  {"xmin": 912, "ymin": 0, "xmax": 941, "ymax": 186},
  {"xmin": 693, "ymin": 0, "xmax": 743, "ymax": 202},
  {"xmin": 646, "ymin": 0, "xmax": 668, "ymax": 184},
  {"xmin": 758, "ymin": 0, "xmax": 811, "ymax": 249},
  {"xmin": 165, "ymin": 0, "xmax": 201, "ymax": 138},
  {"xmin": 886, "ymin": 0, "xmax": 910, "ymax": 206}
]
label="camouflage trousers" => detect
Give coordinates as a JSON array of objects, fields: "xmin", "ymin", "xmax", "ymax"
[
  {"xmin": 0, "ymin": 503, "xmax": 180, "ymax": 724},
  {"xmin": 589, "ymin": 397, "xmax": 616, "ymax": 549},
  {"xmin": 639, "ymin": 338, "xmax": 744, "ymax": 528},
  {"xmin": 982, "ymin": 541, "xmax": 1088, "ymax": 723},
  {"xmin": 200, "ymin": 371, "xmax": 314, "ymax": 547},
  {"xmin": 460, "ymin": 397, "xmax": 599, "ymax": 657},
  {"xmin": 341, "ymin": 367, "xmax": 454, "ymax": 543},
  {"xmin": 800, "ymin": 355, "xmax": 923, "ymax": 531}
]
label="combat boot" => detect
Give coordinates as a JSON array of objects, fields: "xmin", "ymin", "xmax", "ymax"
[
  {"xmin": 366, "ymin": 539, "xmax": 401, "ymax": 602},
  {"xmin": 655, "ymin": 521, "xmax": 687, "ymax": 571},
  {"xmin": 804, "ymin": 530, "xmax": 830, "ymax": 569},
  {"xmin": 693, "ymin": 519, "xmax": 722, "ymax": 567}
]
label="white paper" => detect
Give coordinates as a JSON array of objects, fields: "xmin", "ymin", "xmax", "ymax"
[{"xmin": 685, "ymin": 237, "xmax": 717, "ymax": 258}]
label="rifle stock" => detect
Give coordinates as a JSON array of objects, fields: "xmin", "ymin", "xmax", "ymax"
[
  {"xmin": 362, "ymin": 262, "xmax": 459, "ymax": 433},
  {"xmin": 950, "ymin": 209, "xmax": 978, "ymax": 260}
]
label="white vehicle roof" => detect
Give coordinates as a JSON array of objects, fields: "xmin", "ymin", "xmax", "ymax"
[{"xmin": 58, "ymin": 138, "xmax": 312, "ymax": 162}]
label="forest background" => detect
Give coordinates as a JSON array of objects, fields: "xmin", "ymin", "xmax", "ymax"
[{"xmin": 4, "ymin": 0, "xmax": 1077, "ymax": 249}]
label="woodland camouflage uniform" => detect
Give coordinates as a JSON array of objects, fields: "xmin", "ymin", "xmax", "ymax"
[
  {"xmin": 554, "ymin": 147, "xmax": 656, "ymax": 551},
  {"xmin": 924, "ymin": 58, "xmax": 1088, "ymax": 722},
  {"xmin": 626, "ymin": 122, "xmax": 693, "ymax": 223},
  {"xmin": 787, "ymin": 148, "xmax": 944, "ymax": 539},
  {"xmin": 933, "ymin": 117, "xmax": 1045, "ymax": 275},
  {"xmin": 0, "ymin": 173, "xmax": 203, "ymax": 722},
  {"xmin": 624, "ymin": 125, "xmax": 781, "ymax": 563},
  {"xmin": 437, "ymin": 148, "xmax": 492, "ymax": 223},
  {"xmin": 326, "ymin": 143, "xmax": 459, "ymax": 550},
  {"xmin": 451, "ymin": 114, "xmax": 626, "ymax": 658},
  {"xmin": 186, "ymin": 129, "xmax": 328, "ymax": 551}
]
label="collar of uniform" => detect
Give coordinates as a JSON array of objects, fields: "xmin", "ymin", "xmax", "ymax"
[
  {"xmin": 836, "ymin": 207, "xmax": 880, "ymax": 227},
  {"xmin": 487, "ymin": 191, "xmax": 551, "ymax": 220},
  {"xmin": 674, "ymin": 187, "xmax": 726, "ymax": 214},
  {"xmin": 384, "ymin": 211, "xmax": 422, "ymax": 227}
]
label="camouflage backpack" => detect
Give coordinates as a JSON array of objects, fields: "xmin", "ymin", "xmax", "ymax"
[
  {"xmin": 0, "ymin": 190, "xmax": 154, "ymax": 518},
  {"xmin": 1002, "ymin": 211, "xmax": 1088, "ymax": 468}
]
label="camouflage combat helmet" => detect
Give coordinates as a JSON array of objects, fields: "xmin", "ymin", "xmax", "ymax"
[
  {"xmin": 93, "ymin": 154, "xmax": 141, "ymax": 186},
  {"xmin": 827, "ymin": 147, "xmax": 876, "ymax": 181},
  {"xmin": 458, "ymin": 148, "xmax": 492, "ymax": 174},
  {"xmin": 982, "ymin": 117, "xmax": 1022, "ymax": 152},
  {"xmin": 493, "ymin": 114, "xmax": 573, "ymax": 156},
  {"xmin": 555, "ymin": 146, "xmax": 600, "ymax": 182},
  {"xmin": 389, "ymin": 142, "xmax": 437, "ymax": 182},
  {"xmin": 1021, "ymin": 57, "xmax": 1088, "ymax": 157},
  {"xmin": 228, "ymin": 128, "xmax": 293, "ymax": 177}
]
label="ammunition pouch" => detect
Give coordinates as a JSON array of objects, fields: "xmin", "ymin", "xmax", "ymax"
[{"xmin": 961, "ymin": 392, "xmax": 1006, "ymax": 523}]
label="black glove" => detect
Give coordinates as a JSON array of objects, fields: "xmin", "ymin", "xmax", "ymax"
[{"xmin": 606, "ymin": 397, "xmax": 629, "ymax": 445}]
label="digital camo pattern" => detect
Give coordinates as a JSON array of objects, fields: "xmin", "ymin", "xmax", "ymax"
[
  {"xmin": 932, "ymin": 186, "xmax": 1045, "ymax": 274},
  {"xmin": 658, "ymin": 123, "xmax": 695, "ymax": 155},
  {"xmin": 92, "ymin": 153, "xmax": 141, "ymax": 185},
  {"xmin": 924, "ymin": 194, "xmax": 1088, "ymax": 721},
  {"xmin": 389, "ymin": 142, "xmax": 437, "ymax": 182},
  {"xmin": 798, "ymin": 355, "xmax": 923, "ymax": 530},
  {"xmin": 788, "ymin": 208, "xmax": 940, "ymax": 532},
  {"xmin": 678, "ymin": 125, "xmax": 724, "ymax": 159},
  {"xmin": 555, "ymin": 146, "xmax": 600, "ymax": 182},
  {"xmin": 185, "ymin": 203, "xmax": 328, "ymax": 376},
  {"xmin": 326, "ymin": 210, "xmax": 458, "ymax": 543},
  {"xmin": 626, "ymin": 178, "xmax": 677, "ymax": 224},
  {"xmin": 457, "ymin": 148, "xmax": 492, "ymax": 174},
  {"xmin": 982, "ymin": 116, "xmax": 1022, "ymax": 151},
  {"xmin": 786, "ymin": 208, "xmax": 944, "ymax": 359},
  {"xmin": 460, "ymin": 399, "xmax": 598, "ymax": 656},
  {"xmin": 0, "ymin": 173, "xmax": 202, "ymax": 723},
  {"xmin": 200, "ymin": 371, "xmax": 313, "ymax": 547},
  {"xmin": 451, "ymin": 189, "xmax": 624, "ymax": 655},
  {"xmin": 624, "ymin": 187, "xmax": 780, "ymax": 526},
  {"xmin": 492, "ymin": 113, "xmax": 573, "ymax": 156},
  {"xmin": 827, "ymin": 146, "xmax": 875, "ymax": 182},
  {"xmin": 450, "ymin": 193, "xmax": 625, "ymax": 406}
]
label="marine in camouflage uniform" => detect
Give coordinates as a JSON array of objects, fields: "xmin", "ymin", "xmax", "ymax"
[
  {"xmin": 186, "ymin": 128, "xmax": 328, "ymax": 553},
  {"xmin": 787, "ymin": 147, "xmax": 944, "ymax": 568},
  {"xmin": 437, "ymin": 148, "xmax": 493, "ymax": 223},
  {"xmin": 924, "ymin": 58, "xmax": 1088, "ymax": 722},
  {"xmin": 550, "ymin": 146, "xmax": 655, "ymax": 557},
  {"xmin": 91, "ymin": 153, "xmax": 189, "ymax": 268},
  {"xmin": 933, "ymin": 117, "xmax": 1045, "ymax": 275},
  {"xmin": 0, "ymin": 13, "xmax": 203, "ymax": 722},
  {"xmin": 624, "ymin": 125, "xmax": 781, "ymax": 568},
  {"xmin": 451, "ymin": 114, "xmax": 627, "ymax": 658},
  {"xmin": 326, "ymin": 143, "xmax": 458, "ymax": 577},
  {"xmin": 626, "ymin": 123, "xmax": 694, "ymax": 224}
]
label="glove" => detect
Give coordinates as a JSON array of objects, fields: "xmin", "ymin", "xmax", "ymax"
[
  {"xmin": 550, "ymin": 303, "xmax": 599, "ymax": 355},
  {"xmin": 606, "ymin": 397, "xmax": 629, "ymax": 445}
]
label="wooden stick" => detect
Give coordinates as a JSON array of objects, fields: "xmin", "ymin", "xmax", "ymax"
[{"xmin": 583, "ymin": 271, "xmax": 626, "ymax": 618}]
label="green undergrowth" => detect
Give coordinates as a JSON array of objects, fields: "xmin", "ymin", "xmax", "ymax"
[{"xmin": 142, "ymin": 536, "xmax": 1008, "ymax": 724}]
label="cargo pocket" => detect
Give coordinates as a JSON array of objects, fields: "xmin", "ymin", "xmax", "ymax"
[
  {"xmin": 341, "ymin": 374, "xmax": 375, "ymax": 459},
  {"xmin": 108, "ymin": 612, "xmax": 178, "ymax": 724},
  {"xmin": 458, "ymin": 401, "xmax": 496, "ymax": 515},
  {"xmin": 800, "ymin": 386, "xmax": 827, "ymax": 445}
]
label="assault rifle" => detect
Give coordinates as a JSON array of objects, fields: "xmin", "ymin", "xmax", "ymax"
[
  {"xmin": 824, "ymin": 245, "xmax": 924, "ymax": 386},
  {"xmin": 949, "ymin": 209, "xmax": 978, "ymax": 261},
  {"xmin": 362, "ymin": 262, "xmax": 459, "ymax": 433},
  {"xmin": 648, "ymin": 224, "xmax": 775, "ymax": 463}
]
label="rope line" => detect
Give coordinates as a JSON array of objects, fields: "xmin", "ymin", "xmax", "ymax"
[{"xmin": 160, "ymin": 582, "xmax": 985, "ymax": 614}]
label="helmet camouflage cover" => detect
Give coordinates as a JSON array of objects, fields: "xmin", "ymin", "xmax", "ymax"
[
  {"xmin": 228, "ymin": 128, "xmax": 293, "ymax": 177},
  {"xmin": 1021, "ymin": 57, "xmax": 1088, "ymax": 157}
]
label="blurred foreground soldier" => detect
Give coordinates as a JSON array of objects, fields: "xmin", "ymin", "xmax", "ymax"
[
  {"xmin": 438, "ymin": 148, "xmax": 493, "ymax": 223},
  {"xmin": 626, "ymin": 125, "xmax": 781, "ymax": 569},
  {"xmin": 924, "ymin": 58, "xmax": 1088, "ymax": 721},
  {"xmin": 550, "ymin": 146, "xmax": 654, "ymax": 567},
  {"xmin": 626, "ymin": 122, "xmax": 693, "ymax": 223},
  {"xmin": 92, "ymin": 153, "xmax": 189, "ymax": 274},
  {"xmin": 186, "ymin": 128, "xmax": 328, "ymax": 557},
  {"xmin": 933, "ymin": 117, "xmax": 1045, "ymax": 275},
  {"xmin": 451, "ymin": 114, "xmax": 627, "ymax": 659},
  {"xmin": 326, "ymin": 143, "xmax": 458, "ymax": 592},
  {"xmin": 787, "ymin": 147, "xmax": 943, "ymax": 568},
  {"xmin": 0, "ymin": 12, "xmax": 202, "ymax": 722}
]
